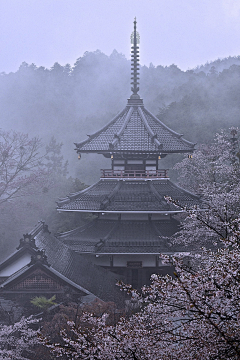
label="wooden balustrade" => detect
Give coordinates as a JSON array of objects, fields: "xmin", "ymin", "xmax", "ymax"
[{"xmin": 100, "ymin": 169, "xmax": 168, "ymax": 178}]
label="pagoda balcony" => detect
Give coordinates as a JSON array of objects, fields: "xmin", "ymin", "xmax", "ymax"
[{"xmin": 101, "ymin": 169, "xmax": 168, "ymax": 179}]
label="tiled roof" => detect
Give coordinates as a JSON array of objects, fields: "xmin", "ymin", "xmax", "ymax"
[
  {"xmin": 57, "ymin": 218, "xmax": 191, "ymax": 254},
  {"xmin": 0, "ymin": 263, "xmax": 93, "ymax": 297},
  {"xmin": 0, "ymin": 222, "xmax": 123, "ymax": 304},
  {"xmin": 57, "ymin": 179, "xmax": 200, "ymax": 213},
  {"xmin": 75, "ymin": 105, "xmax": 195, "ymax": 155}
]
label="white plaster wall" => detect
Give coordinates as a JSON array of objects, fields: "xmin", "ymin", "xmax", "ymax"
[
  {"xmin": 113, "ymin": 254, "xmax": 156, "ymax": 267},
  {"xmin": 89, "ymin": 254, "xmax": 157, "ymax": 267},
  {"xmin": 0, "ymin": 253, "xmax": 32, "ymax": 276},
  {"xmin": 90, "ymin": 255, "xmax": 111, "ymax": 266}
]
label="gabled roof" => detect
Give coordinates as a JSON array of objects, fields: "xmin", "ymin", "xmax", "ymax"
[
  {"xmin": 0, "ymin": 262, "xmax": 92, "ymax": 297},
  {"xmin": 0, "ymin": 222, "xmax": 124, "ymax": 304},
  {"xmin": 0, "ymin": 234, "xmax": 39, "ymax": 277},
  {"xmin": 0, "ymin": 246, "xmax": 35, "ymax": 274},
  {"xmin": 30, "ymin": 222, "xmax": 123, "ymax": 303},
  {"xmin": 75, "ymin": 105, "xmax": 195, "ymax": 155},
  {"xmin": 57, "ymin": 178, "xmax": 201, "ymax": 213}
]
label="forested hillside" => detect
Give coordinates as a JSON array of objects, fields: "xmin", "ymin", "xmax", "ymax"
[
  {"xmin": 1, "ymin": 50, "xmax": 240, "ymax": 183},
  {"xmin": 0, "ymin": 51, "xmax": 240, "ymax": 258},
  {"xmin": 193, "ymin": 55, "xmax": 240, "ymax": 74}
]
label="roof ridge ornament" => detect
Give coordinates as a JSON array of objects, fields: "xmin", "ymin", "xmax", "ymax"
[
  {"xmin": 17, "ymin": 233, "xmax": 37, "ymax": 250},
  {"xmin": 29, "ymin": 249, "xmax": 50, "ymax": 267}
]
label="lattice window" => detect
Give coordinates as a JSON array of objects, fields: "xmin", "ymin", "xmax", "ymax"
[{"xmin": 11, "ymin": 269, "xmax": 63, "ymax": 290}]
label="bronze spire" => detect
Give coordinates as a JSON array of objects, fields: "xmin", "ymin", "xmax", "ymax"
[{"xmin": 130, "ymin": 18, "xmax": 140, "ymax": 97}]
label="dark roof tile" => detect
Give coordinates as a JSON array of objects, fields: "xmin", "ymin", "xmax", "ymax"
[
  {"xmin": 75, "ymin": 106, "xmax": 195, "ymax": 155},
  {"xmin": 57, "ymin": 218, "xmax": 185, "ymax": 254},
  {"xmin": 26, "ymin": 222, "xmax": 124, "ymax": 303},
  {"xmin": 57, "ymin": 179, "xmax": 200, "ymax": 212}
]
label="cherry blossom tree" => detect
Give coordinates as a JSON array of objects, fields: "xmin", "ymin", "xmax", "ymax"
[
  {"xmin": 172, "ymin": 127, "xmax": 240, "ymax": 247},
  {"xmin": 0, "ymin": 316, "xmax": 40, "ymax": 360},
  {"xmin": 47, "ymin": 244, "xmax": 240, "ymax": 359},
  {"xmin": 1, "ymin": 129, "xmax": 238, "ymax": 359},
  {"xmin": 46, "ymin": 128, "xmax": 240, "ymax": 359},
  {"xmin": 0, "ymin": 130, "xmax": 45, "ymax": 205}
]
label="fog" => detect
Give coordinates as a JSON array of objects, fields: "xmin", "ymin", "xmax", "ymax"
[
  {"xmin": 1, "ymin": 52, "xmax": 240, "ymax": 184},
  {"xmin": 1, "ymin": 1, "xmax": 240, "ymax": 259},
  {"xmin": 2, "ymin": 0, "xmax": 240, "ymax": 73}
]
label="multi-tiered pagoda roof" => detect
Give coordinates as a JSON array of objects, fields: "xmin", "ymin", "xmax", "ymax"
[
  {"xmin": 56, "ymin": 19, "xmax": 200, "ymax": 288},
  {"xmin": 75, "ymin": 105, "xmax": 195, "ymax": 156},
  {"xmin": 75, "ymin": 20, "xmax": 194, "ymax": 158},
  {"xmin": 57, "ymin": 178, "xmax": 200, "ymax": 213},
  {"xmin": 0, "ymin": 20, "xmax": 201, "ymax": 298},
  {"xmin": 59, "ymin": 19, "xmax": 197, "ymax": 216},
  {"xmin": 57, "ymin": 217, "xmax": 188, "ymax": 255}
]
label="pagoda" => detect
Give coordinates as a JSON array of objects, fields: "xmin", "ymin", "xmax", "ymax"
[{"xmin": 57, "ymin": 19, "xmax": 200, "ymax": 289}]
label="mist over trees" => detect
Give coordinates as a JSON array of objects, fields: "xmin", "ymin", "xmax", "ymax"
[
  {"xmin": 0, "ymin": 50, "xmax": 240, "ymax": 258},
  {"xmin": 1, "ymin": 51, "xmax": 240, "ymax": 183},
  {"xmin": 0, "ymin": 50, "xmax": 240, "ymax": 358},
  {"xmin": 0, "ymin": 128, "xmax": 239, "ymax": 360},
  {"xmin": 0, "ymin": 136, "xmax": 86, "ymax": 260},
  {"xmin": 41, "ymin": 128, "xmax": 240, "ymax": 360}
]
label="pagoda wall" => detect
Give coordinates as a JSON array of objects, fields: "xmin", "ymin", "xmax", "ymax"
[
  {"xmin": 98, "ymin": 213, "xmax": 171, "ymax": 220},
  {"xmin": 87, "ymin": 254, "xmax": 171, "ymax": 268}
]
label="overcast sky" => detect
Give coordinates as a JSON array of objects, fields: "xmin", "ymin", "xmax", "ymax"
[{"xmin": 1, "ymin": 0, "xmax": 240, "ymax": 73}]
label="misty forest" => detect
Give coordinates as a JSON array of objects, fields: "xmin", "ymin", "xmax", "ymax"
[
  {"xmin": 1, "ymin": 52, "xmax": 240, "ymax": 256},
  {"xmin": 0, "ymin": 48, "xmax": 240, "ymax": 360}
]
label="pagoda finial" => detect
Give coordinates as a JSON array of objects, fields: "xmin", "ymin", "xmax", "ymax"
[{"xmin": 130, "ymin": 18, "xmax": 140, "ymax": 97}]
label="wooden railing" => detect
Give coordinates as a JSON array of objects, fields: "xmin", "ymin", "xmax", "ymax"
[{"xmin": 100, "ymin": 169, "xmax": 168, "ymax": 178}]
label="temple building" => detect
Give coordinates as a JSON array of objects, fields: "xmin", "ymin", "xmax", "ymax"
[
  {"xmin": 56, "ymin": 19, "xmax": 200, "ymax": 289},
  {"xmin": 0, "ymin": 20, "xmax": 200, "ymax": 307},
  {"xmin": 0, "ymin": 222, "xmax": 122, "ymax": 310}
]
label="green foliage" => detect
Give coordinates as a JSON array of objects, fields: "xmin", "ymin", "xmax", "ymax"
[{"xmin": 31, "ymin": 295, "xmax": 56, "ymax": 311}]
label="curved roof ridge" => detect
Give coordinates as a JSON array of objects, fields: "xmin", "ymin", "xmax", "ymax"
[
  {"xmin": 112, "ymin": 107, "xmax": 134, "ymax": 147},
  {"xmin": 0, "ymin": 265, "xmax": 30, "ymax": 288},
  {"xmin": 0, "ymin": 247, "xmax": 35, "ymax": 272},
  {"xmin": 142, "ymin": 107, "xmax": 195, "ymax": 147},
  {"xmin": 56, "ymin": 218, "xmax": 99, "ymax": 238},
  {"xmin": 75, "ymin": 108, "xmax": 127, "ymax": 149},
  {"xmin": 29, "ymin": 221, "xmax": 45, "ymax": 237},
  {"xmin": 147, "ymin": 180, "xmax": 164, "ymax": 204},
  {"xmin": 166, "ymin": 179, "xmax": 201, "ymax": 199},
  {"xmin": 99, "ymin": 180, "xmax": 122, "ymax": 210},
  {"xmin": 150, "ymin": 220, "xmax": 165, "ymax": 238},
  {"xmin": 57, "ymin": 181, "xmax": 101, "ymax": 206},
  {"xmin": 94, "ymin": 220, "xmax": 121, "ymax": 252},
  {"xmin": 57, "ymin": 178, "xmax": 201, "ymax": 213},
  {"xmin": 0, "ymin": 261, "xmax": 95, "ymax": 297},
  {"xmin": 138, "ymin": 107, "xmax": 161, "ymax": 147},
  {"xmin": 74, "ymin": 103, "xmax": 195, "ymax": 154},
  {"xmin": 103, "ymin": 220, "xmax": 120, "ymax": 241}
]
